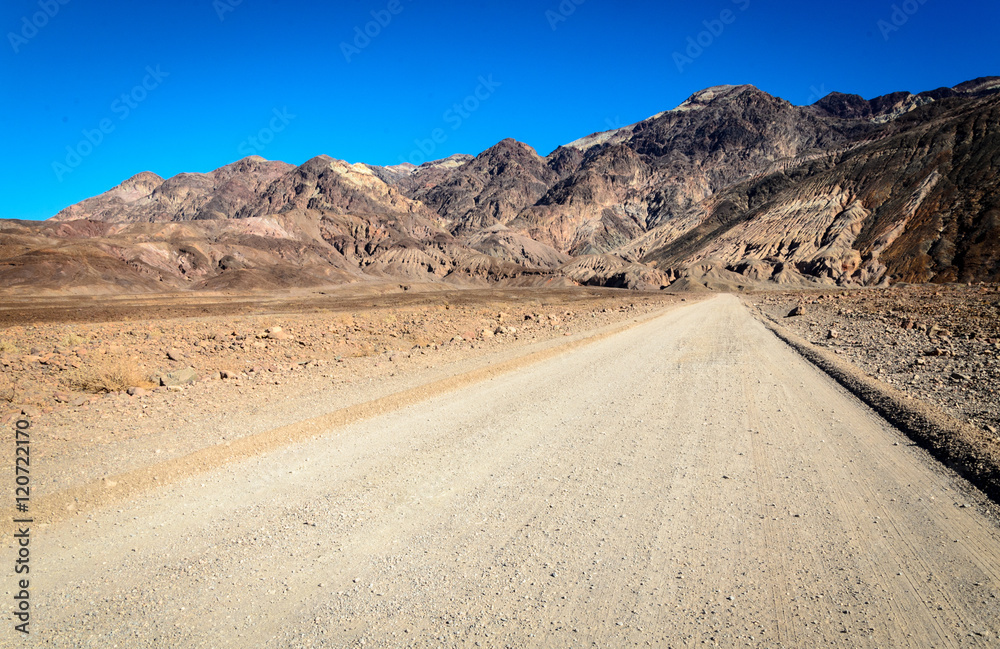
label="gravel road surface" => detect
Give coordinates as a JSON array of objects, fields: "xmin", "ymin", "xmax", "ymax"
[{"xmin": 9, "ymin": 294, "xmax": 1000, "ymax": 647}]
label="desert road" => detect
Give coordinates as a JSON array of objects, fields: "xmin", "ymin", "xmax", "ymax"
[{"xmin": 10, "ymin": 295, "xmax": 1000, "ymax": 647}]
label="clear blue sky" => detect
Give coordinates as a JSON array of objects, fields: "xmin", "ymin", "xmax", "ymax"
[{"xmin": 2, "ymin": 0, "xmax": 998, "ymax": 220}]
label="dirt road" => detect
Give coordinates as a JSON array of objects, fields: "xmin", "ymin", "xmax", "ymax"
[{"xmin": 10, "ymin": 295, "xmax": 1000, "ymax": 647}]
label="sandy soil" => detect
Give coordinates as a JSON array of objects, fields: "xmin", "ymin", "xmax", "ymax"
[
  {"xmin": 6, "ymin": 295, "xmax": 1000, "ymax": 647},
  {"xmin": 0, "ymin": 284, "xmax": 671, "ymax": 423}
]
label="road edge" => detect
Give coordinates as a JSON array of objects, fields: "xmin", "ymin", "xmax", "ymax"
[{"xmin": 745, "ymin": 299, "xmax": 1000, "ymax": 504}]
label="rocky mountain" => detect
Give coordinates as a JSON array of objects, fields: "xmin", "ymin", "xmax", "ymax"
[
  {"xmin": 51, "ymin": 156, "xmax": 296, "ymax": 223},
  {"xmin": 3, "ymin": 76, "xmax": 998, "ymax": 294}
]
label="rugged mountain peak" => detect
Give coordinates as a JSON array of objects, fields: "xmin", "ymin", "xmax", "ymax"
[
  {"xmin": 291, "ymin": 154, "xmax": 398, "ymax": 192},
  {"xmin": 545, "ymin": 146, "xmax": 585, "ymax": 177},
  {"xmin": 117, "ymin": 171, "xmax": 165, "ymax": 196},
  {"xmin": 475, "ymin": 138, "xmax": 542, "ymax": 162},
  {"xmin": 953, "ymin": 76, "xmax": 1000, "ymax": 95},
  {"xmin": 416, "ymin": 138, "xmax": 559, "ymax": 233},
  {"xmin": 377, "ymin": 153, "xmax": 474, "ymax": 177},
  {"xmin": 672, "ymin": 84, "xmax": 759, "ymax": 112},
  {"xmin": 49, "ymin": 171, "xmax": 165, "ymax": 222},
  {"xmin": 424, "ymin": 153, "xmax": 474, "ymax": 170},
  {"xmin": 813, "ymin": 77, "xmax": 1000, "ymax": 123},
  {"xmin": 563, "ymin": 123, "xmax": 637, "ymax": 152},
  {"xmin": 297, "ymin": 154, "xmax": 338, "ymax": 174},
  {"xmin": 813, "ymin": 92, "xmax": 873, "ymax": 119},
  {"xmin": 560, "ymin": 87, "xmax": 774, "ymax": 154},
  {"xmin": 246, "ymin": 153, "xmax": 420, "ymax": 217},
  {"xmin": 211, "ymin": 155, "xmax": 294, "ymax": 179}
]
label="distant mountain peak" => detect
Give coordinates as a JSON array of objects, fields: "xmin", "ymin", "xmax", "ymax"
[
  {"xmin": 672, "ymin": 84, "xmax": 759, "ymax": 112},
  {"xmin": 118, "ymin": 170, "xmax": 164, "ymax": 193},
  {"xmin": 479, "ymin": 138, "xmax": 541, "ymax": 159}
]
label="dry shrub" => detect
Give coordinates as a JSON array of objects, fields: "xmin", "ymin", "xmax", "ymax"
[
  {"xmin": 70, "ymin": 354, "xmax": 157, "ymax": 393},
  {"xmin": 62, "ymin": 333, "xmax": 86, "ymax": 347}
]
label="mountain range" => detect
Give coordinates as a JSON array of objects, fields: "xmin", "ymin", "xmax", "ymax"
[{"xmin": 2, "ymin": 77, "xmax": 999, "ymax": 294}]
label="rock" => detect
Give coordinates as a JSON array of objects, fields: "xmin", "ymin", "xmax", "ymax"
[
  {"xmin": 20, "ymin": 405, "xmax": 40, "ymax": 418},
  {"xmin": 127, "ymin": 387, "xmax": 149, "ymax": 397},
  {"xmin": 220, "ymin": 370, "xmax": 239, "ymax": 380},
  {"xmin": 827, "ymin": 329, "xmax": 839, "ymax": 339},
  {"xmin": 53, "ymin": 391, "xmax": 71, "ymax": 403},
  {"xmin": 928, "ymin": 325, "xmax": 951, "ymax": 338},
  {"xmin": 951, "ymin": 372, "xmax": 971, "ymax": 382},
  {"xmin": 786, "ymin": 305, "xmax": 806, "ymax": 317},
  {"xmin": 901, "ymin": 318, "xmax": 916, "ymax": 330},
  {"xmin": 166, "ymin": 348, "xmax": 184, "ymax": 361},
  {"xmin": 265, "ymin": 328, "xmax": 292, "ymax": 340},
  {"xmin": 70, "ymin": 395, "xmax": 89, "ymax": 407},
  {"xmin": 480, "ymin": 328, "xmax": 494, "ymax": 339},
  {"xmin": 160, "ymin": 367, "xmax": 198, "ymax": 387}
]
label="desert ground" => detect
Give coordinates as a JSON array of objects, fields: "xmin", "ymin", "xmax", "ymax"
[{"xmin": 3, "ymin": 285, "xmax": 1000, "ymax": 647}]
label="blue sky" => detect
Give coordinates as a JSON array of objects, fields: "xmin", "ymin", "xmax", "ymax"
[{"xmin": 2, "ymin": 0, "xmax": 998, "ymax": 220}]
